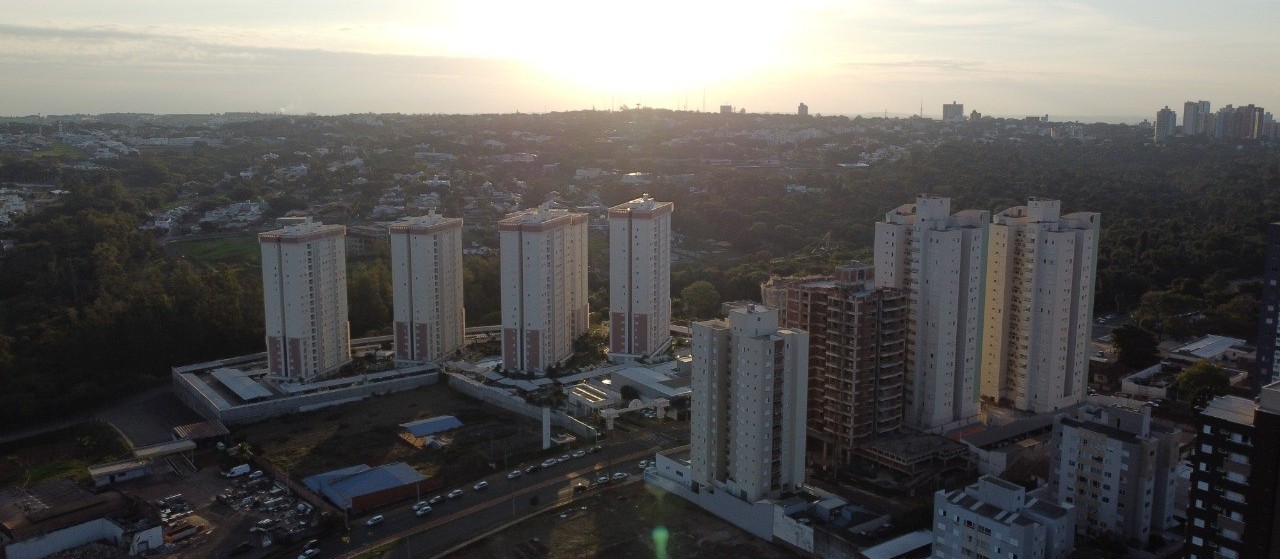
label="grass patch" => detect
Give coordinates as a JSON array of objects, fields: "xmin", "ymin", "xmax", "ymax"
[
  {"xmin": 0, "ymin": 422, "xmax": 130, "ymax": 488},
  {"xmin": 33, "ymin": 141, "xmax": 86, "ymax": 159},
  {"xmin": 171, "ymin": 234, "xmax": 260, "ymax": 270}
]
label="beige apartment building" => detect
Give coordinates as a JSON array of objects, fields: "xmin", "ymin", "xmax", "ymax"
[
  {"xmin": 389, "ymin": 212, "xmax": 465, "ymax": 364},
  {"xmin": 259, "ymin": 219, "xmax": 351, "ymax": 382},
  {"xmin": 608, "ymin": 195, "xmax": 673, "ymax": 360}
]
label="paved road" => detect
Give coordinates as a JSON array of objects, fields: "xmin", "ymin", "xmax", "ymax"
[{"xmin": 308, "ymin": 425, "xmax": 689, "ymax": 559}]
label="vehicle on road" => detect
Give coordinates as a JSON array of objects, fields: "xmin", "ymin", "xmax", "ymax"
[
  {"xmin": 588, "ymin": 445, "xmax": 603, "ymax": 454},
  {"xmin": 248, "ymin": 470, "xmax": 265, "ymax": 480},
  {"xmin": 223, "ymin": 464, "xmax": 251, "ymax": 478},
  {"xmin": 507, "ymin": 470, "xmax": 522, "ymax": 480},
  {"xmin": 428, "ymin": 495, "xmax": 444, "ymax": 505},
  {"xmin": 597, "ymin": 476, "xmax": 610, "ymax": 484},
  {"xmin": 557, "ymin": 454, "xmax": 570, "ymax": 463},
  {"xmin": 524, "ymin": 464, "xmax": 541, "ymax": 474},
  {"xmin": 541, "ymin": 458, "xmax": 558, "ymax": 468},
  {"xmin": 573, "ymin": 482, "xmax": 589, "ymax": 493},
  {"xmin": 637, "ymin": 460, "xmax": 650, "ymax": 469},
  {"xmin": 473, "ymin": 481, "xmax": 489, "ymax": 491},
  {"xmin": 365, "ymin": 515, "xmax": 384, "ymax": 527},
  {"xmin": 612, "ymin": 472, "xmax": 629, "ymax": 481},
  {"xmin": 412, "ymin": 501, "xmax": 429, "ymax": 511},
  {"xmin": 447, "ymin": 489, "xmax": 464, "ymax": 499},
  {"xmin": 571, "ymin": 450, "xmax": 587, "ymax": 459},
  {"xmin": 297, "ymin": 549, "xmax": 320, "ymax": 559},
  {"xmin": 415, "ymin": 506, "xmax": 432, "ymax": 517}
]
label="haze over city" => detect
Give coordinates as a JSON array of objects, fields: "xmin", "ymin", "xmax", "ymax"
[{"xmin": 4, "ymin": 0, "xmax": 1278, "ymax": 121}]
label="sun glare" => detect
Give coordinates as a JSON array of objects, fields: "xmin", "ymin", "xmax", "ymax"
[{"xmin": 438, "ymin": 1, "xmax": 793, "ymax": 103}]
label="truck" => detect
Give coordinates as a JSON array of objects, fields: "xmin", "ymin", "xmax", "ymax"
[{"xmin": 223, "ymin": 464, "xmax": 251, "ymax": 478}]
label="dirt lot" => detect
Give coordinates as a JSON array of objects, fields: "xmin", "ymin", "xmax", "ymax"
[
  {"xmin": 238, "ymin": 383, "xmax": 546, "ymax": 485},
  {"xmin": 452, "ymin": 481, "xmax": 802, "ymax": 559}
]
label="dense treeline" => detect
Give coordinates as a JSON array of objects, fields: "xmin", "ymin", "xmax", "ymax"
[
  {"xmin": 0, "ymin": 174, "xmax": 265, "ymax": 427},
  {"xmin": 626, "ymin": 138, "xmax": 1279, "ymax": 338}
]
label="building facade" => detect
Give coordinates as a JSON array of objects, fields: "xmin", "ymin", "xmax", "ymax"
[
  {"xmin": 1050, "ymin": 402, "xmax": 1179, "ymax": 548},
  {"xmin": 1185, "ymin": 384, "xmax": 1280, "ymax": 559},
  {"xmin": 1255, "ymin": 222, "xmax": 1280, "ymax": 394},
  {"xmin": 259, "ymin": 219, "xmax": 350, "ymax": 382},
  {"xmin": 933, "ymin": 476, "xmax": 1075, "ymax": 559},
  {"xmin": 1154, "ymin": 106, "xmax": 1178, "ymax": 141},
  {"xmin": 875, "ymin": 195, "xmax": 989, "ymax": 433},
  {"xmin": 690, "ymin": 304, "xmax": 808, "ymax": 503},
  {"xmin": 389, "ymin": 212, "xmax": 465, "ymax": 364},
  {"xmin": 764, "ymin": 263, "xmax": 908, "ymax": 469},
  {"xmin": 499, "ymin": 204, "xmax": 589, "ymax": 374},
  {"xmin": 982, "ymin": 199, "xmax": 1099, "ymax": 414},
  {"xmin": 943, "ymin": 102, "xmax": 965, "ymax": 122},
  {"xmin": 1183, "ymin": 100, "xmax": 1211, "ymax": 136},
  {"xmin": 608, "ymin": 195, "xmax": 673, "ymax": 360}
]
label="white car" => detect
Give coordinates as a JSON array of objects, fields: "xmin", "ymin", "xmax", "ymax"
[
  {"xmin": 297, "ymin": 549, "xmax": 321, "ymax": 559},
  {"xmin": 248, "ymin": 470, "xmax": 265, "ymax": 480},
  {"xmin": 415, "ymin": 505, "xmax": 432, "ymax": 517},
  {"xmin": 428, "ymin": 495, "xmax": 444, "ymax": 505},
  {"xmin": 612, "ymin": 472, "xmax": 629, "ymax": 481},
  {"xmin": 412, "ymin": 501, "xmax": 429, "ymax": 511},
  {"xmin": 541, "ymin": 458, "xmax": 558, "ymax": 468},
  {"xmin": 507, "ymin": 470, "xmax": 523, "ymax": 480},
  {"xmin": 473, "ymin": 480, "xmax": 489, "ymax": 491},
  {"xmin": 637, "ymin": 460, "xmax": 650, "ymax": 469},
  {"xmin": 447, "ymin": 489, "xmax": 464, "ymax": 499},
  {"xmin": 365, "ymin": 514, "xmax": 384, "ymax": 526},
  {"xmin": 597, "ymin": 476, "xmax": 610, "ymax": 484},
  {"xmin": 571, "ymin": 450, "xmax": 587, "ymax": 459},
  {"xmin": 557, "ymin": 454, "xmax": 570, "ymax": 463}
]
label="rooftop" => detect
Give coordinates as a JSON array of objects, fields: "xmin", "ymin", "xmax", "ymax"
[
  {"xmin": 400, "ymin": 415, "xmax": 463, "ymax": 438},
  {"xmin": 859, "ymin": 530, "xmax": 933, "ymax": 559},
  {"xmin": 303, "ymin": 462, "xmax": 426, "ymax": 509},
  {"xmin": 1202, "ymin": 395, "xmax": 1256, "ymax": 426},
  {"xmin": 1172, "ymin": 334, "xmax": 1246, "ymax": 360}
]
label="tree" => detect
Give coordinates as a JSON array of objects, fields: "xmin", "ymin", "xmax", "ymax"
[
  {"xmin": 680, "ymin": 280, "xmax": 720, "ymax": 319},
  {"xmin": 1110, "ymin": 324, "xmax": 1159, "ymax": 369},
  {"xmin": 1176, "ymin": 360, "xmax": 1230, "ymax": 408}
]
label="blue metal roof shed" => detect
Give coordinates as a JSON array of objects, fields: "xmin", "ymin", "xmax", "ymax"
[
  {"xmin": 399, "ymin": 415, "xmax": 463, "ymax": 438},
  {"xmin": 302, "ymin": 463, "xmax": 427, "ymax": 511}
]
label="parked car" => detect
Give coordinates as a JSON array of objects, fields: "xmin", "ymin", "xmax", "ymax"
[
  {"xmin": 612, "ymin": 472, "xmax": 629, "ymax": 481},
  {"xmin": 571, "ymin": 450, "xmax": 587, "ymax": 459},
  {"xmin": 507, "ymin": 470, "xmax": 522, "ymax": 480},
  {"xmin": 428, "ymin": 495, "xmax": 444, "ymax": 505},
  {"xmin": 597, "ymin": 476, "xmax": 610, "ymax": 484},
  {"xmin": 447, "ymin": 489, "xmax": 464, "ymax": 499},
  {"xmin": 473, "ymin": 481, "xmax": 489, "ymax": 491},
  {"xmin": 557, "ymin": 454, "xmax": 570, "ymax": 463},
  {"xmin": 524, "ymin": 464, "xmax": 541, "ymax": 474},
  {"xmin": 297, "ymin": 549, "xmax": 320, "ymax": 559},
  {"xmin": 248, "ymin": 470, "xmax": 265, "ymax": 480},
  {"xmin": 541, "ymin": 458, "xmax": 558, "ymax": 468},
  {"xmin": 412, "ymin": 501, "xmax": 429, "ymax": 511},
  {"xmin": 365, "ymin": 515, "xmax": 384, "ymax": 527},
  {"xmin": 415, "ymin": 506, "xmax": 432, "ymax": 517},
  {"xmin": 588, "ymin": 445, "xmax": 603, "ymax": 454}
]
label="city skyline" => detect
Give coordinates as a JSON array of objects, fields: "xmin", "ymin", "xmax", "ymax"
[{"xmin": 3, "ymin": 1, "xmax": 1278, "ymax": 121}]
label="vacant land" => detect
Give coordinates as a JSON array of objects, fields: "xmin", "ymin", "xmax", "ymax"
[
  {"xmin": 171, "ymin": 234, "xmax": 260, "ymax": 271},
  {"xmin": 0, "ymin": 422, "xmax": 130, "ymax": 488},
  {"xmin": 238, "ymin": 383, "xmax": 545, "ymax": 485},
  {"xmin": 451, "ymin": 481, "xmax": 801, "ymax": 559}
]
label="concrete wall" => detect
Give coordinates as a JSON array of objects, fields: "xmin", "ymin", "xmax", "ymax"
[
  {"xmin": 5, "ymin": 518, "xmax": 122, "ymax": 559},
  {"xmin": 645, "ymin": 467, "xmax": 776, "ymax": 540},
  {"xmin": 174, "ymin": 371, "xmax": 439, "ymax": 425},
  {"xmin": 445, "ymin": 374, "xmax": 598, "ymax": 439}
]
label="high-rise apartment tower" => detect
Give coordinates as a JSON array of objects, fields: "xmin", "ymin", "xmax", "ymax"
[
  {"xmin": 260, "ymin": 219, "xmax": 350, "ymax": 382},
  {"xmin": 389, "ymin": 211, "xmax": 465, "ymax": 364},
  {"xmin": 608, "ymin": 195, "xmax": 673, "ymax": 360}
]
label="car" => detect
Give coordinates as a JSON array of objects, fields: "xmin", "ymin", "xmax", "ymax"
[
  {"xmin": 248, "ymin": 470, "xmax": 265, "ymax": 480},
  {"xmin": 428, "ymin": 495, "xmax": 444, "ymax": 505},
  {"xmin": 255, "ymin": 518, "xmax": 276, "ymax": 528},
  {"xmin": 573, "ymin": 482, "xmax": 588, "ymax": 493},
  {"xmin": 541, "ymin": 458, "xmax": 558, "ymax": 468},
  {"xmin": 447, "ymin": 489, "xmax": 464, "ymax": 499},
  {"xmin": 412, "ymin": 501, "xmax": 429, "ymax": 511},
  {"xmin": 1096, "ymin": 350, "xmax": 1105, "ymax": 357},
  {"xmin": 303, "ymin": 539, "xmax": 319, "ymax": 550},
  {"xmin": 597, "ymin": 476, "xmax": 610, "ymax": 484},
  {"xmin": 365, "ymin": 515, "xmax": 384, "ymax": 527},
  {"xmin": 557, "ymin": 454, "xmax": 570, "ymax": 463},
  {"xmin": 637, "ymin": 460, "xmax": 650, "ymax": 469},
  {"xmin": 571, "ymin": 450, "xmax": 587, "ymax": 459},
  {"xmin": 507, "ymin": 470, "xmax": 523, "ymax": 480},
  {"xmin": 415, "ymin": 505, "xmax": 432, "ymax": 517},
  {"xmin": 524, "ymin": 464, "xmax": 541, "ymax": 474},
  {"xmin": 297, "ymin": 549, "xmax": 321, "ymax": 559},
  {"xmin": 588, "ymin": 445, "xmax": 603, "ymax": 454},
  {"xmin": 473, "ymin": 481, "xmax": 489, "ymax": 491},
  {"xmin": 612, "ymin": 472, "xmax": 629, "ymax": 481}
]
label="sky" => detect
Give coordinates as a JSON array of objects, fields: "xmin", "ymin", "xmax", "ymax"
[{"xmin": 3, "ymin": 0, "xmax": 1277, "ymax": 122}]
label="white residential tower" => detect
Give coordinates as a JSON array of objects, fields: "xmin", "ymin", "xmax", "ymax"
[
  {"xmin": 499, "ymin": 204, "xmax": 589, "ymax": 374},
  {"xmin": 608, "ymin": 194, "xmax": 673, "ymax": 360},
  {"xmin": 389, "ymin": 211, "xmax": 465, "ymax": 364},
  {"xmin": 260, "ymin": 219, "xmax": 350, "ymax": 382}
]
